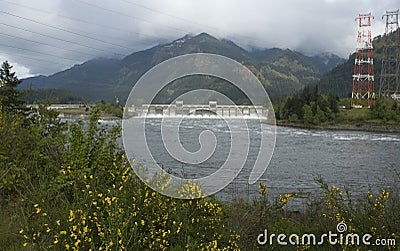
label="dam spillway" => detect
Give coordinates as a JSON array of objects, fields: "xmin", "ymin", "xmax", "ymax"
[{"xmin": 125, "ymin": 101, "xmax": 268, "ymax": 119}]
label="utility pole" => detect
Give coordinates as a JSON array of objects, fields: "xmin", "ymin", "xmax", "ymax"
[
  {"xmin": 352, "ymin": 13, "xmax": 375, "ymax": 108},
  {"xmin": 379, "ymin": 10, "xmax": 400, "ymax": 100}
]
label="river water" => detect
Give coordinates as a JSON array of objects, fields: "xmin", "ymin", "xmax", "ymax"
[{"xmin": 118, "ymin": 118, "xmax": 400, "ymax": 206}]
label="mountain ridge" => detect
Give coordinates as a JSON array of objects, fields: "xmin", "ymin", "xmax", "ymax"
[{"xmin": 20, "ymin": 32, "xmax": 345, "ymax": 103}]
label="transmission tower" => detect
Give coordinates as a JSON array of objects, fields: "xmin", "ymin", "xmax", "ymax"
[
  {"xmin": 352, "ymin": 13, "xmax": 375, "ymax": 108},
  {"xmin": 379, "ymin": 10, "xmax": 400, "ymax": 99}
]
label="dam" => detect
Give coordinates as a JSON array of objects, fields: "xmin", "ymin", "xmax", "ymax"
[{"xmin": 126, "ymin": 101, "xmax": 268, "ymax": 119}]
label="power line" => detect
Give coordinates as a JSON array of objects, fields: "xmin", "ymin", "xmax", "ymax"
[
  {"xmin": 0, "ymin": 0, "xmax": 160, "ymax": 41},
  {"xmin": 0, "ymin": 0, "xmax": 291, "ymax": 79},
  {"xmin": 0, "ymin": 32, "xmax": 98, "ymax": 58},
  {"xmin": 6, "ymin": 53, "xmax": 68, "ymax": 66},
  {"xmin": 1, "ymin": 0, "xmax": 272, "ymax": 61},
  {"xmin": 114, "ymin": 0, "xmax": 274, "ymax": 46},
  {"xmin": 70, "ymin": 0, "xmax": 272, "ymax": 49},
  {"xmin": 0, "ymin": 10, "xmax": 132, "ymax": 51},
  {"xmin": 72, "ymin": 0, "xmax": 188, "ymax": 34},
  {"xmin": 0, "ymin": 43, "xmax": 81, "ymax": 62},
  {"xmin": 117, "ymin": 0, "xmax": 217, "ymax": 32},
  {"xmin": 0, "ymin": 22, "xmax": 124, "ymax": 56}
]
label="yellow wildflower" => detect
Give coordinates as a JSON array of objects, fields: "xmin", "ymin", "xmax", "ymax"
[
  {"xmin": 105, "ymin": 197, "xmax": 111, "ymax": 205},
  {"xmin": 75, "ymin": 239, "xmax": 81, "ymax": 247},
  {"xmin": 259, "ymin": 182, "xmax": 267, "ymax": 195}
]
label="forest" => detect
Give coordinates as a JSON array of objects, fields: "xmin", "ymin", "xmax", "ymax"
[{"xmin": 276, "ymin": 85, "xmax": 400, "ymax": 127}]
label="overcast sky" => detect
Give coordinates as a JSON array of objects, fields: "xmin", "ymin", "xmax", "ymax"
[{"xmin": 0, "ymin": 0, "xmax": 398, "ymax": 78}]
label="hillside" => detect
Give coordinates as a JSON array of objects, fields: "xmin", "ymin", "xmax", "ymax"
[
  {"xmin": 318, "ymin": 30, "xmax": 400, "ymax": 98},
  {"xmin": 20, "ymin": 33, "xmax": 345, "ymax": 103}
]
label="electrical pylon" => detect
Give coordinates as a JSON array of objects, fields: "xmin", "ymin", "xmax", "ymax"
[
  {"xmin": 352, "ymin": 13, "xmax": 375, "ymax": 108},
  {"xmin": 379, "ymin": 10, "xmax": 400, "ymax": 99}
]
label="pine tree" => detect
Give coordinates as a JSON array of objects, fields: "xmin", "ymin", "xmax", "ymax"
[
  {"xmin": 0, "ymin": 61, "xmax": 24, "ymax": 113},
  {"xmin": 303, "ymin": 104, "xmax": 313, "ymax": 125}
]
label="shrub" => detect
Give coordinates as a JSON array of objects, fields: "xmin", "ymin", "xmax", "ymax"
[{"xmin": 18, "ymin": 111, "xmax": 239, "ymax": 250}]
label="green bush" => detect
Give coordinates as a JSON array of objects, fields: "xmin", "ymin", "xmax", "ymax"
[{"xmin": 11, "ymin": 112, "xmax": 239, "ymax": 250}]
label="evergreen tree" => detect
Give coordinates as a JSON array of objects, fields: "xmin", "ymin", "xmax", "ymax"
[
  {"xmin": 0, "ymin": 61, "xmax": 24, "ymax": 113},
  {"xmin": 314, "ymin": 105, "xmax": 326, "ymax": 124},
  {"xmin": 327, "ymin": 94, "xmax": 339, "ymax": 113},
  {"xmin": 279, "ymin": 85, "xmax": 340, "ymax": 124},
  {"xmin": 303, "ymin": 104, "xmax": 313, "ymax": 125}
]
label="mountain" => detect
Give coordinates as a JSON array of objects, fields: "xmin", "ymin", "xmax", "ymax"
[
  {"xmin": 22, "ymin": 58, "xmax": 120, "ymax": 101},
  {"xmin": 20, "ymin": 33, "xmax": 345, "ymax": 103},
  {"xmin": 318, "ymin": 30, "xmax": 400, "ymax": 98},
  {"xmin": 310, "ymin": 52, "xmax": 347, "ymax": 73}
]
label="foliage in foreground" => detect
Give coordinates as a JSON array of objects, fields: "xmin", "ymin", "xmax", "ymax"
[
  {"xmin": 1, "ymin": 112, "xmax": 239, "ymax": 250},
  {"xmin": 227, "ymin": 179, "xmax": 399, "ymax": 250},
  {"xmin": 0, "ymin": 61, "xmax": 239, "ymax": 250}
]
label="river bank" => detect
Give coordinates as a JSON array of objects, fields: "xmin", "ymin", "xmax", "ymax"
[{"xmin": 276, "ymin": 120, "xmax": 400, "ymax": 133}]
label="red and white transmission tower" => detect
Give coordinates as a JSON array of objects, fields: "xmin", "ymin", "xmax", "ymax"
[{"xmin": 352, "ymin": 13, "xmax": 375, "ymax": 108}]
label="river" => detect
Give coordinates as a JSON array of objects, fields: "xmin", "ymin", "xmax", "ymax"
[{"xmin": 115, "ymin": 118, "xmax": 400, "ymax": 207}]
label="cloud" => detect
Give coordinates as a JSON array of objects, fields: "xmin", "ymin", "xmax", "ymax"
[
  {"xmin": 0, "ymin": 0, "xmax": 397, "ymax": 78},
  {"xmin": 0, "ymin": 55, "xmax": 33, "ymax": 77}
]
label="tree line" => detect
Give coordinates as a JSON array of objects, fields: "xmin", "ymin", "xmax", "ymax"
[{"xmin": 276, "ymin": 85, "xmax": 340, "ymax": 125}]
